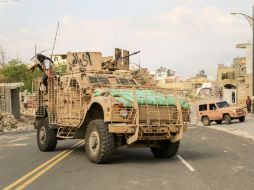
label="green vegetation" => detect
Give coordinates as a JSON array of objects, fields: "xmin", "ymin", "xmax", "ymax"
[
  {"xmin": 0, "ymin": 59, "xmax": 42, "ymax": 92},
  {"xmin": 0, "ymin": 59, "xmax": 67, "ymax": 92},
  {"xmin": 54, "ymin": 63, "xmax": 67, "ymax": 76}
]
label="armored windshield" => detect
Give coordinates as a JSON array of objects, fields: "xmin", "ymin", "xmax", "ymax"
[{"xmin": 88, "ymin": 75, "xmax": 137, "ymax": 86}]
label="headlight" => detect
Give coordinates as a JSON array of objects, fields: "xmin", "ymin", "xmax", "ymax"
[{"xmin": 119, "ymin": 109, "xmax": 128, "ymax": 118}]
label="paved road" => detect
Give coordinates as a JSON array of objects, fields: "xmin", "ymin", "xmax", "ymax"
[
  {"xmin": 0, "ymin": 126, "xmax": 254, "ymax": 190},
  {"xmin": 205, "ymin": 115, "xmax": 254, "ymax": 140}
]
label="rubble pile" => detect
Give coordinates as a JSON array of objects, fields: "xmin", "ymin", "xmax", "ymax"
[
  {"xmin": 0, "ymin": 111, "xmax": 18, "ymax": 132},
  {"xmin": 0, "ymin": 110, "xmax": 31, "ymax": 132}
]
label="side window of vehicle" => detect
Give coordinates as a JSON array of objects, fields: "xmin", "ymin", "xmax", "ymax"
[
  {"xmin": 88, "ymin": 76, "xmax": 99, "ymax": 84},
  {"xmin": 199, "ymin": 104, "xmax": 207, "ymax": 111},
  {"xmin": 209, "ymin": 104, "xmax": 216, "ymax": 110}
]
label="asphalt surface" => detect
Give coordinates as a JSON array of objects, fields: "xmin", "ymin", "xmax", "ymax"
[{"xmin": 0, "ymin": 125, "xmax": 254, "ymax": 190}]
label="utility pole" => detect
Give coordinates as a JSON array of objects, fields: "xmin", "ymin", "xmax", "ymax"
[
  {"xmin": 252, "ymin": 6, "xmax": 254, "ymax": 113},
  {"xmin": 231, "ymin": 10, "xmax": 254, "ymax": 113}
]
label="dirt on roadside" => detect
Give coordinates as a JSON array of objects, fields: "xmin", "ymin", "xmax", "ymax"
[{"xmin": 0, "ymin": 110, "xmax": 34, "ymax": 133}]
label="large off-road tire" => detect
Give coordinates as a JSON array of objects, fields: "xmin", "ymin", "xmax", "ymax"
[
  {"xmin": 223, "ymin": 114, "xmax": 231, "ymax": 124},
  {"xmin": 85, "ymin": 119, "xmax": 116, "ymax": 164},
  {"xmin": 36, "ymin": 118, "xmax": 57, "ymax": 152},
  {"xmin": 215, "ymin": 120, "xmax": 222, "ymax": 124},
  {"xmin": 150, "ymin": 140, "xmax": 180, "ymax": 158},
  {"xmin": 202, "ymin": 116, "xmax": 210, "ymax": 126},
  {"xmin": 239, "ymin": 116, "xmax": 245, "ymax": 122}
]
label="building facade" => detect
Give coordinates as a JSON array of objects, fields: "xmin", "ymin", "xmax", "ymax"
[
  {"xmin": 0, "ymin": 83, "xmax": 23, "ymax": 118},
  {"xmin": 217, "ymin": 43, "xmax": 253, "ymax": 105}
]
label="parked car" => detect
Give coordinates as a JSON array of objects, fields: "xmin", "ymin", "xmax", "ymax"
[
  {"xmin": 197, "ymin": 100, "xmax": 246, "ymax": 126},
  {"xmin": 23, "ymin": 99, "xmax": 33, "ymax": 109}
]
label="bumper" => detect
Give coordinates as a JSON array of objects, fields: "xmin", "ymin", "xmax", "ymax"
[
  {"xmin": 108, "ymin": 123, "xmax": 187, "ymax": 143},
  {"xmin": 230, "ymin": 113, "xmax": 246, "ymax": 118}
]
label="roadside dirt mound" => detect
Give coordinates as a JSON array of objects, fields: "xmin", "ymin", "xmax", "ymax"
[
  {"xmin": 0, "ymin": 111, "xmax": 18, "ymax": 132},
  {"xmin": 0, "ymin": 111, "xmax": 34, "ymax": 132}
]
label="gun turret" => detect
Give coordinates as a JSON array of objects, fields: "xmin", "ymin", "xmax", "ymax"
[{"xmin": 102, "ymin": 49, "xmax": 140, "ymax": 70}]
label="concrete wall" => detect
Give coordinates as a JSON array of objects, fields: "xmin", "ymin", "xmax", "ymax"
[
  {"xmin": 0, "ymin": 87, "xmax": 6, "ymax": 111},
  {"xmin": 0, "ymin": 86, "xmax": 20, "ymax": 118}
]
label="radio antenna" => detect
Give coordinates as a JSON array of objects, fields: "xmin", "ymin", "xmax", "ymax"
[
  {"xmin": 51, "ymin": 21, "xmax": 60, "ymax": 57},
  {"xmin": 35, "ymin": 43, "xmax": 37, "ymax": 55}
]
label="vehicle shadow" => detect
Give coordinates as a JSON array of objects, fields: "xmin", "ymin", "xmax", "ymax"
[
  {"xmin": 65, "ymin": 146, "xmax": 180, "ymax": 164},
  {"xmin": 54, "ymin": 140, "xmax": 84, "ymax": 152},
  {"xmin": 53, "ymin": 141, "xmax": 217, "ymax": 164},
  {"xmin": 111, "ymin": 148, "xmax": 178, "ymax": 164},
  {"xmin": 177, "ymin": 149, "xmax": 217, "ymax": 161},
  {"xmin": 205, "ymin": 120, "xmax": 243, "ymax": 126},
  {"xmin": 54, "ymin": 144, "xmax": 218, "ymax": 164}
]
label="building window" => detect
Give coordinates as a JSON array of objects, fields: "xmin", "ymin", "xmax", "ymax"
[
  {"xmin": 232, "ymin": 92, "xmax": 236, "ymax": 104},
  {"xmin": 54, "ymin": 57, "xmax": 58, "ymax": 62},
  {"xmin": 221, "ymin": 72, "xmax": 234, "ymax": 80}
]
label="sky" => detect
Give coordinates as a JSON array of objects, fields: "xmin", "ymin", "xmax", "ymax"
[{"xmin": 0, "ymin": 0, "xmax": 253, "ymax": 78}]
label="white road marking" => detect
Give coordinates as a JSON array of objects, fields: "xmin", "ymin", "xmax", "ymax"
[
  {"xmin": 177, "ymin": 155, "xmax": 195, "ymax": 172},
  {"xmin": 22, "ymin": 133, "xmax": 35, "ymax": 137},
  {"xmin": 9, "ymin": 143, "xmax": 28, "ymax": 147},
  {"xmin": 0, "ymin": 133, "xmax": 34, "ymax": 139},
  {"xmin": 8, "ymin": 137, "xmax": 28, "ymax": 143},
  {"xmin": 1, "ymin": 143, "xmax": 28, "ymax": 148}
]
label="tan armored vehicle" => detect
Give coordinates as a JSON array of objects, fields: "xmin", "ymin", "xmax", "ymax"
[
  {"xmin": 197, "ymin": 99, "xmax": 246, "ymax": 126},
  {"xmin": 32, "ymin": 48, "xmax": 190, "ymax": 163}
]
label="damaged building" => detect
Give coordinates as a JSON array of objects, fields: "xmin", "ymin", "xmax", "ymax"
[{"xmin": 0, "ymin": 83, "xmax": 23, "ymax": 118}]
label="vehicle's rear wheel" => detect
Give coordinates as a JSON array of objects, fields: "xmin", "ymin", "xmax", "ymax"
[
  {"xmin": 85, "ymin": 119, "xmax": 116, "ymax": 164},
  {"xmin": 215, "ymin": 120, "xmax": 222, "ymax": 124},
  {"xmin": 150, "ymin": 140, "xmax": 180, "ymax": 158},
  {"xmin": 202, "ymin": 116, "xmax": 210, "ymax": 126},
  {"xmin": 36, "ymin": 117, "xmax": 57, "ymax": 152},
  {"xmin": 239, "ymin": 116, "xmax": 245, "ymax": 122},
  {"xmin": 223, "ymin": 114, "xmax": 231, "ymax": 124}
]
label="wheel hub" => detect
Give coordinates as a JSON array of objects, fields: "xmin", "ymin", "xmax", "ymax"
[
  {"xmin": 89, "ymin": 131, "xmax": 100, "ymax": 153},
  {"xmin": 39, "ymin": 127, "xmax": 46, "ymax": 144}
]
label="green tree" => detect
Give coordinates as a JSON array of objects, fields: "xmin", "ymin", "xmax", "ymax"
[
  {"xmin": 54, "ymin": 63, "xmax": 67, "ymax": 76},
  {"xmin": 0, "ymin": 59, "xmax": 42, "ymax": 92},
  {"xmin": 167, "ymin": 69, "xmax": 175, "ymax": 77}
]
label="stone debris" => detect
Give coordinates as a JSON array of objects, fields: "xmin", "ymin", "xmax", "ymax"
[{"xmin": 0, "ymin": 111, "xmax": 33, "ymax": 132}]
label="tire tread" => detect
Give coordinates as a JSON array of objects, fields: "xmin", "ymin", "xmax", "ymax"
[
  {"xmin": 85, "ymin": 119, "xmax": 115, "ymax": 164},
  {"xmin": 36, "ymin": 117, "xmax": 57, "ymax": 152}
]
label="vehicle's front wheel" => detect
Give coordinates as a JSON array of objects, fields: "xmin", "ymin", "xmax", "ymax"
[
  {"xmin": 239, "ymin": 116, "xmax": 245, "ymax": 122},
  {"xmin": 223, "ymin": 114, "xmax": 231, "ymax": 124},
  {"xmin": 150, "ymin": 140, "xmax": 180, "ymax": 158},
  {"xmin": 85, "ymin": 119, "xmax": 116, "ymax": 164},
  {"xmin": 36, "ymin": 118, "xmax": 57, "ymax": 152},
  {"xmin": 202, "ymin": 116, "xmax": 210, "ymax": 126}
]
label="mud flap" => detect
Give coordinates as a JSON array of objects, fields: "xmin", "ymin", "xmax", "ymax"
[
  {"xmin": 171, "ymin": 126, "xmax": 183, "ymax": 143},
  {"xmin": 127, "ymin": 126, "xmax": 140, "ymax": 144}
]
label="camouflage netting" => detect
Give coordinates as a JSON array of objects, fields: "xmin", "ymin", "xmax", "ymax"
[
  {"xmin": 94, "ymin": 88, "xmax": 190, "ymax": 109},
  {"xmin": 0, "ymin": 111, "xmax": 18, "ymax": 132}
]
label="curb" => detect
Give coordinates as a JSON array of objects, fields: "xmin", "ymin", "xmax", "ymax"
[{"xmin": 206, "ymin": 126, "xmax": 254, "ymax": 141}]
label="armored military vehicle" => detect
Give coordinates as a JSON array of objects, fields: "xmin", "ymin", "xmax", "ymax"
[{"xmin": 32, "ymin": 48, "xmax": 190, "ymax": 163}]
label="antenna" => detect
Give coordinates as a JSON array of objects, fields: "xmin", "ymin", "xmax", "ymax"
[
  {"xmin": 35, "ymin": 44, "xmax": 37, "ymax": 56},
  {"xmin": 51, "ymin": 22, "xmax": 60, "ymax": 57}
]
